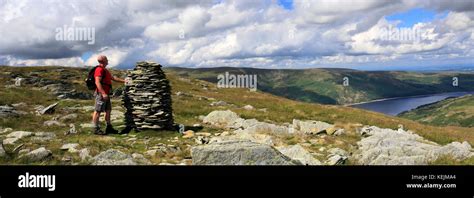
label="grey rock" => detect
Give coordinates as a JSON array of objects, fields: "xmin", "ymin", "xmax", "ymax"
[
  {"xmin": 354, "ymin": 126, "xmax": 474, "ymax": 165},
  {"xmin": 7, "ymin": 131, "xmax": 33, "ymax": 139},
  {"xmin": 131, "ymin": 153, "xmax": 152, "ymax": 165},
  {"xmin": 59, "ymin": 113, "xmax": 78, "ymax": 122},
  {"xmin": 61, "ymin": 143, "xmax": 79, "ymax": 152},
  {"xmin": 3, "ymin": 138, "xmax": 20, "ymax": 145},
  {"xmin": 21, "ymin": 147, "xmax": 52, "ymax": 162},
  {"xmin": 92, "ymin": 149, "xmax": 136, "ymax": 165},
  {"xmin": 12, "ymin": 102, "xmax": 27, "ymax": 107},
  {"xmin": 203, "ymin": 110, "xmax": 241, "ymax": 127},
  {"xmin": 210, "ymin": 101, "xmax": 228, "ymax": 106},
  {"xmin": 80, "ymin": 123, "xmax": 95, "ymax": 128},
  {"xmin": 0, "ymin": 105, "xmax": 19, "ymax": 117},
  {"xmin": 243, "ymin": 105, "xmax": 254, "ymax": 110},
  {"xmin": 292, "ymin": 119, "xmax": 333, "ymax": 134},
  {"xmin": 0, "ymin": 143, "xmax": 5, "ymax": 157},
  {"xmin": 0, "ymin": 127, "xmax": 13, "ymax": 134},
  {"xmin": 191, "ymin": 140, "xmax": 301, "ymax": 165},
  {"xmin": 333, "ymin": 129, "xmax": 345, "ymax": 136},
  {"xmin": 39, "ymin": 102, "xmax": 58, "ymax": 115},
  {"xmin": 31, "ymin": 132, "xmax": 56, "ymax": 142},
  {"xmin": 325, "ymin": 155, "xmax": 347, "ymax": 165},
  {"xmin": 79, "ymin": 148, "xmax": 91, "ymax": 161},
  {"xmin": 43, "ymin": 120, "xmax": 65, "ymax": 127},
  {"xmin": 328, "ymin": 148, "xmax": 349, "ymax": 157},
  {"xmin": 326, "ymin": 148, "xmax": 349, "ymax": 165},
  {"xmin": 277, "ymin": 144, "xmax": 322, "ymax": 165}
]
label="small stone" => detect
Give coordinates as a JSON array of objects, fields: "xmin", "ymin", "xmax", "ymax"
[
  {"xmin": 39, "ymin": 102, "xmax": 58, "ymax": 115},
  {"xmin": 145, "ymin": 149, "xmax": 157, "ymax": 156},
  {"xmin": 210, "ymin": 101, "xmax": 228, "ymax": 106},
  {"xmin": 61, "ymin": 143, "xmax": 79, "ymax": 152},
  {"xmin": 195, "ymin": 136, "xmax": 210, "ymax": 145},
  {"xmin": 195, "ymin": 132, "xmax": 211, "ymax": 137},
  {"xmin": 220, "ymin": 131, "xmax": 230, "ymax": 136},
  {"xmin": 61, "ymin": 156, "xmax": 72, "ymax": 162},
  {"xmin": 79, "ymin": 148, "xmax": 91, "ymax": 161},
  {"xmin": 243, "ymin": 105, "xmax": 254, "ymax": 110},
  {"xmin": 333, "ymin": 129, "xmax": 345, "ymax": 136},
  {"xmin": 43, "ymin": 120, "xmax": 65, "ymax": 127},
  {"xmin": 80, "ymin": 123, "xmax": 95, "ymax": 128}
]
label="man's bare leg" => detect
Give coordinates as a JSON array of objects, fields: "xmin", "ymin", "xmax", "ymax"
[
  {"xmin": 93, "ymin": 111, "xmax": 100, "ymax": 127},
  {"xmin": 105, "ymin": 110, "xmax": 111, "ymax": 124}
]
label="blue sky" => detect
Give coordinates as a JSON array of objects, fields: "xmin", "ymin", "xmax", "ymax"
[
  {"xmin": 385, "ymin": 8, "xmax": 447, "ymax": 27},
  {"xmin": 278, "ymin": 0, "xmax": 293, "ymax": 10}
]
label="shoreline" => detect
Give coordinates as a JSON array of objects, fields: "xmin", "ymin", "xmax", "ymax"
[{"xmin": 344, "ymin": 91, "xmax": 474, "ymax": 107}]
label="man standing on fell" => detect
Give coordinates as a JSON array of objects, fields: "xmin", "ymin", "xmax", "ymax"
[{"xmin": 92, "ymin": 55, "xmax": 125, "ymax": 135}]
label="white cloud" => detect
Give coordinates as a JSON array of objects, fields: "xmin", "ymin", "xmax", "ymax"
[{"xmin": 0, "ymin": 0, "xmax": 472, "ymax": 69}]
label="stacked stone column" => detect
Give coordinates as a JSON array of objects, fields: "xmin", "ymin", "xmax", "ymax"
[{"xmin": 122, "ymin": 61, "xmax": 174, "ymax": 130}]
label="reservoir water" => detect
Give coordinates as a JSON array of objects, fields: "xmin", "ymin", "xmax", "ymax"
[{"xmin": 350, "ymin": 92, "xmax": 474, "ymax": 116}]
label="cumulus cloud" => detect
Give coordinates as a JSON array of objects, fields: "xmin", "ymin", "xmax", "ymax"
[{"xmin": 0, "ymin": 0, "xmax": 472, "ymax": 69}]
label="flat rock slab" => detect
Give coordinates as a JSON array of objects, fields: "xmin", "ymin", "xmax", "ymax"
[{"xmin": 191, "ymin": 140, "xmax": 301, "ymax": 165}]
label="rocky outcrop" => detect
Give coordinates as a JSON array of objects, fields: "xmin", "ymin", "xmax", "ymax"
[
  {"xmin": 92, "ymin": 149, "xmax": 151, "ymax": 165},
  {"xmin": 122, "ymin": 61, "xmax": 174, "ymax": 130},
  {"xmin": 191, "ymin": 140, "xmax": 301, "ymax": 165},
  {"xmin": 354, "ymin": 126, "xmax": 474, "ymax": 165}
]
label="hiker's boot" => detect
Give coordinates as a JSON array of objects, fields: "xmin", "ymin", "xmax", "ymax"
[
  {"xmin": 93, "ymin": 127, "xmax": 106, "ymax": 135},
  {"xmin": 120, "ymin": 126, "xmax": 133, "ymax": 134},
  {"xmin": 106, "ymin": 124, "xmax": 119, "ymax": 134}
]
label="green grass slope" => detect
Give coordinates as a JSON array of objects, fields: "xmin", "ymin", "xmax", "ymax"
[
  {"xmin": 0, "ymin": 66, "xmax": 473, "ymax": 165},
  {"xmin": 399, "ymin": 95, "xmax": 474, "ymax": 127}
]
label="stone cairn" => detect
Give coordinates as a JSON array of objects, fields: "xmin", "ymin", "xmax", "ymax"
[{"xmin": 122, "ymin": 61, "xmax": 174, "ymax": 131}]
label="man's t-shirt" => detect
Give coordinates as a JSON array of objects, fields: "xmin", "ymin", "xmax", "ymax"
[{"xmin": 94, "ymin": 65, "xmax": 112, "ymax": 94}]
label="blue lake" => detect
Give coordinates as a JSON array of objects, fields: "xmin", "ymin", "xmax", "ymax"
[{"xmin": 350, "ymin": 92, "xmax": 474, "ymax": 116}]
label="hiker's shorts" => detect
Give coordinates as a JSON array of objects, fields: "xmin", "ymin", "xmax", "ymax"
[{"xmin": 94, "ymin": 93, "xmax": 112, "ymax": 112}]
